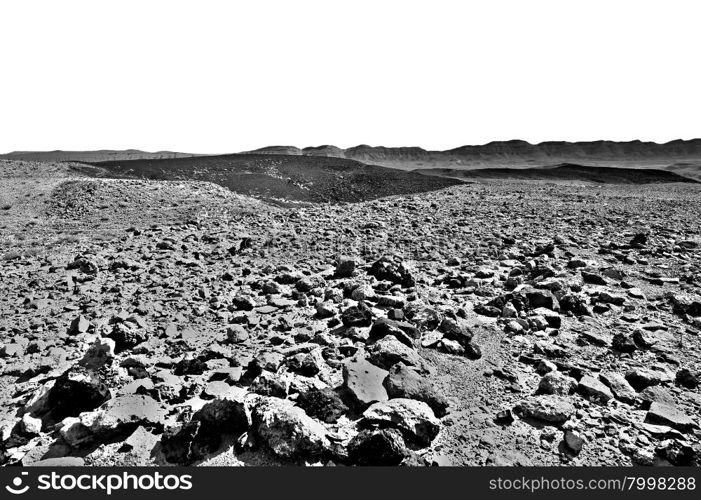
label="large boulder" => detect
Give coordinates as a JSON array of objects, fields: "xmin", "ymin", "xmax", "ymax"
[
  {"xmin": 108, "ymin": 322, "xmax": 149, "ymax": 352},
  {"xmin": 296, "ymin": 387, "xmax": 349, "ymax": 423},
  {"xmin": 295, "ymin": 275, "xmax": 326, "ymax": 293},
  {"xmin": 347, "ymin": 428, "xmax": 409, "ymax": 466},
  {"xmin": 384, "ymin": 363, "xmax": 449, "ymax": 417},
  {"xmin": 251, "ymin": 397, "xmax": 331, "ymax": 459},
  {"xmin": 625, "ymin": 367, "xmax": 673, "ymax": 391},
  {"xmin": 48, "ymin": 367, "xmax": 111, "ymax": 420},
  {"xmin": 161, "ymin": 388, "xmax": 248, "ymax": 464},
  {"xmin": 362, "ymin": 398, "xmax": 440, "ymax": 446},
  {"xmin": 368, "ymin": 318, "xmax": 416, "ymax": 347},
  {"xmin": 404, "ymin": 303, "xmax": 443, "ymax": 330},
  {"xmin": 525, "ymin": 288, "xmax": 560, "ymax": 312},
  {"xmin": 194, "ymin": 387, "xmax": 249, "ymax": 434},
  {"xmin": 78, "ymin": 338, "xmax": 116, "ymax": 371},
  {"xmin": 368, "ymin": 257, "xmax": 415, "ymax": 287},
  {"xmin": 367, "ymin": 336, "xmax": 424, "ymax": 371}
]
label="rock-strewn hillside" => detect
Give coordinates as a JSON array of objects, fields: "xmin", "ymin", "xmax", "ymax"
[{"xmin": 0, "ymin": 163, "xmax": 699, "ymax": 467}]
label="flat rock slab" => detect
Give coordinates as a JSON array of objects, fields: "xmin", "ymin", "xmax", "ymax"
[
  {"xmin": 645, "ymin": 402, "xmax": 695, "ymax": 432},
  {"xmin": 599, "ymin": 372, "xmax": 637, "ymax": 404},
  {"xmin": 342, "ymin": 356, "xmax": 389, "ymax": 409},
  {"xmin": 578, "ymin": 375, "xmax": 614, "ymax": 404}
]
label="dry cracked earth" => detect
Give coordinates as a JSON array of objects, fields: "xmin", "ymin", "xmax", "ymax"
[{"xmin": 1, "ymin": 160, "xmax": 700, "ymax": 467}]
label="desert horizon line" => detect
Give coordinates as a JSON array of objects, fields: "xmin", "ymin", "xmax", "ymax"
[{"xmin": 4, "ymin": 137, "xmax": 701, "ymax": 157}]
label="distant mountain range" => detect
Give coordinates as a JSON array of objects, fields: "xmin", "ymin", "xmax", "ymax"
[
  {"xmin": 246, "ymin": 139, "xmax": 701, "ymax": 169},
  {"xmin": 247, "ymin": 139, "xmax": 701, "ymax": 159},
  {"xmin": 3, "ymin": 140, "xmax": 701, "ymax": 181},
  {"xmin": 0, "ymin": 149, "xmax": 196, "ymax": 163}
]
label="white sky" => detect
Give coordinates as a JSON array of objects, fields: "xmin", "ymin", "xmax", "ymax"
[{"xmin": 1, "ymin": 0, "xmax": 699, "ymax": 154}]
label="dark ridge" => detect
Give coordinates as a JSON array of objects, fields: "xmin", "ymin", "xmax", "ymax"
[
  {"xmin": 84, "ymin": 153, "xmax": 462, "ymax": 203},
  {"xmin": 414, "ymin": 163, "xmax": 699, "ymax": 184}
]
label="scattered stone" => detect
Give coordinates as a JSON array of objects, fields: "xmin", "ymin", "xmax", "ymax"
[
  {"xmin": 227, "ymin": 325, "xmax": 249, "ymax": 343},
  {"xmin": 599, "ymin": 372, "xmax": 637, "ymax": 404},
  {"xmin": 68, "ymin": 315, "xmax": 91, "ymax": 335},
  {"xmin": 564, "ymin": 429, "xmax": 585, "ymax": 454},
  {"xmin": 598, "ymin": 291, "xmax": 625, "ymax": 306},
  {"xmin": 335, "ymin": 256, "xmax": 357, "ymax": 278},
  {"xmin": 625, "ymin": 367, "xmax": 668, "ymax": 391},
  {"xmin": 513, "ymin": 396, "xmax": 574, "ymax": 425},
  {"xmin": 612, "ymin": 332, "xmax": 637, "ymax": 353},
  {"xmin": 21, "ymin": 414, "xmax": 43, "ymax": 435},
  {"xmin": 676, "ymin": 368, "xmax": 700, "ymax": 389},
  {"xmin": 341, "ymin": 302, "xmax": 373, "ymax": 328},
  {"xmin": 538, "ymin": 371, "xmax": 577, "ymax": 396},
  {"xmin": 495, "ymin": 409, "xmax": 514, "ymax": 425}
]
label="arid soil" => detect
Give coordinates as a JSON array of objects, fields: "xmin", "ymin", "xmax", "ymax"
[{"xmin": 0, "ymin": 160, "xmax": 699, "ymax": 467}]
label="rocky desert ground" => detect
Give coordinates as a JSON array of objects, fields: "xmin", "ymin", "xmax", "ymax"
[{"xmin": 0, "ymin": 157, "xmax": 700, "ymax": 467}]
